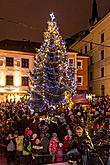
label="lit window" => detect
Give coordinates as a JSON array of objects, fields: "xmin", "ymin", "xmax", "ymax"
[
  {"xmin": 77, "ymin": 76, "xmax": 83, "ymax": 86},
  {"xmin": 77, "ymin": 60, "xmax": 82, "ymax": 69},
  {"xmin": 22, "ymin": 77, "xmax": 29, "ymax": 86},
  {"xmin": 69, "ymin": 59, "xmax": 74, "ymax": 66},
  {"xmin": 6, "ymin": 57, "xmax": 14, "ymax": 66},
  {"xmin": 21, "ymin": 59, "xmax": 29, "ymax": 68},
  {"xmin": 6, "ymin": 75, "xmax": 13, "ymax": 85}
]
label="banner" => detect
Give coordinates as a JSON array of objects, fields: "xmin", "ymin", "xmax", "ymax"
[{"xmin": 72, "ymin": 93, "xmax": 87, "ymax": 103}]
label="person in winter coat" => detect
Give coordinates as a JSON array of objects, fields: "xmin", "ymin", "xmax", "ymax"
[
  {"xmin": 6, "ymin": 133, "xmax": 16, "ymax": 164},
  {"xmin": 22, "ymin": 135, "xmax": 32, "ymax": 165},
  {"xmin": 49, "ymin": 132, "xmax": 59, "ymax": 163},
  {"xmin": 31, "ymin": 133, "xmax": 38, "ymax": 145},
  {"xmin": 32, "ymin": 138, "xmax": 43, "ymax": 164},
  {"xmin": 41, "ymin": 133, "xmax": 50, "ymax": 164},
  {"xmin": 56, "ymin": 143, "xmax": 63, "ymax": 162},
  {"xmin": 63, "ymin": 129, "xmax": 72, "ymax": 153},
  {"xmin": 57, "ymin": 122, "xmax": 67, "ymax": 143},
  {"xmin": 15, "ymin": 131, "xmax": 24, "ymax": 164},
  {"xmin": 48, "ymin": 117, "xmax": 58, "ymax": 136},
  {"xmin": 24, "ymin": 127, "xmax": 32, "ymax": 137},
  {"xmin": 65, "ymin": 126, "xmax": 94, "ymax": 165}
]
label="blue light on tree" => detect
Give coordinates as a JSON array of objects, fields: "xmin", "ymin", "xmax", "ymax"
[{"xmin": 29, "ymin": 13, "xmax": 76, "ymax": 112}]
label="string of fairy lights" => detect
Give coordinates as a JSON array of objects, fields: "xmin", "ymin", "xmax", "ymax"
[{"xmin": 29, "ymin": 13, "xmax": 76, "ymax": 111}]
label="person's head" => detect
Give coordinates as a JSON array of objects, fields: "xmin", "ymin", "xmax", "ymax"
[
  {"xmin": 25, "ymin": 127, "xmax": 30, "ymax": 131},
  {"xmin": 18, "ymin": 131, "xmax": 23, "ymax": 136},
  {"xmin": 52, "ymin": 132, "xmax": 57, "ymax": 138},
  {"xmin": 35, "ymin": 138, "xmax": 41, "ymax": 145},
  {"xmin": 14, "ymin": 130, "xmax": 18, "ymax": 137},
  {"xmin": 67, "ymin": 129, "xmax": 72, "ymax": 136},
  {"xmin": 8, "ymin": 133, "xmax": 13, "ymax": 139},
  {"xmin": 76, "ymin": 126, "xmax": 83, "ymax": 137}
]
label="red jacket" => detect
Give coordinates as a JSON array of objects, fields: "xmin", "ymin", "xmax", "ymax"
[
  {"xmin": 49, "ymin": 137, "xmax": 59, "ymax": 154},
  {"xmin": 63, "ymin": 135, "xmax": 72, "ymax": 152}
]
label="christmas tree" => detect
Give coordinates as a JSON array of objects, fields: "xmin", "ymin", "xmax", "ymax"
[{"xmin": 29, "ymin": 13, "xmax": 76, "ymax": 112}]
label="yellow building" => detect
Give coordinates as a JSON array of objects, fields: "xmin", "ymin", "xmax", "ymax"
[
  {"xmin": 0, "ymin": 39, "xmax": 89, "ymax": 102},
  {"xmin": 0, "ymin": 39, "xmax": 41, "ymax": 102},
  {"xmin": 68, "ymin": 0, "xmax": 110, "ymax": 96},
  {"xmin": 69, "ymin": 2, "xmax": 110, "ymax": 96}
]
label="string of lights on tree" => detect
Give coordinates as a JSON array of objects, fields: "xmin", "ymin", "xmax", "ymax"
[{"xmin": 29, "ymin": 12, "xmax": 77, "ymax": 112}]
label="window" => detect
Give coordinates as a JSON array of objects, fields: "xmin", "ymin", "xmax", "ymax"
[
  {"xmin": 6, "ymin": 75, "xmax": 13, "ymax": 85},
  {"xmin": 90, "ymin": 42, "xmax": 93, "ymax": 50},
  {"xmin": 90, "ymin": 72, "xmax": 93, "ymax": 80},
  {"xmin": 101, "ymin": 33, "xmax": 104, "ymax": 43},
  {"xmin": 77, "ymin": 60, "xmax": 82, "ymax": 69},
  {"xmin": 6, "ymin": 57, "xmax": 14, "ymax": 66},
  {"xmin": 101, "ymin": 67, "xmax": 104, "ymax": 77},
  {"xmin": 22, "ymin": 77, "xmax": 29, "ymax": 86},
  {"xmin": 90, "ymin": 56, "xmax": 93, "ymax": 65},
  {"xmin": 101, "ymin": 50, "xmax": 104, "ymax": 60},
  {"xmin": 0, "ymin": 60, "xmax": 3, "ymax": 66},
  {"xmin": 69, "ymin": 59, "xmax": 74, "ymax": 66},
  {"xmin": 17, "ymin": 60, "xmax": 20, "ymax": 67},
  {"xmin": 101, "ymin": 85, "xmax": 105, "ymax": 96},
  {"xmin": 85, "ymin": 45, "xmax": 87, "ymax": 53},
  {"xmin": 77, "ymin": 76, "xmax": 83, "ymax": 86},
  {"xmin": 21, "ymin": 59, "xmax": 29, "ymax": 68}
]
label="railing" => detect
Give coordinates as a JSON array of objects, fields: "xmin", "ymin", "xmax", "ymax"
[{"xmin": 0, "ymin": 143, "xmax": 109, "ymax": 165}]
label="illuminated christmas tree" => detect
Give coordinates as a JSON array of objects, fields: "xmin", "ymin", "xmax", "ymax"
[{"xmin": 29, "ymin": 13, "xmax": 76, "ymax": 112}]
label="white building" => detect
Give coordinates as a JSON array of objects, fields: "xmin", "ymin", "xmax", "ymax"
[{"xmin": 0, "ymin": 39, "xmax": 40, "ymax": 102}]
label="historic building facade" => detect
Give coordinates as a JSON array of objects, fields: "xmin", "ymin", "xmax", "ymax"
[
  {"xmin": 0, "ymin": 39, "xmax": 40, "ymax": 102},
  {"xmin": 68, "ymin": 50, "xmax": 89, "ymax": 94},
  {"xmin": 0, "ymin": 39, "xmax": 89, "ymax": 102},
  {"xmin": 70, "ymin": 11, "xmax": 110, "ymax": 96}
]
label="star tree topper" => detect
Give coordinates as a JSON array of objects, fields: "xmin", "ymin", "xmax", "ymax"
[{"xmin": 50, "ymin": 12, "xmax": 55, "ymax": 21}]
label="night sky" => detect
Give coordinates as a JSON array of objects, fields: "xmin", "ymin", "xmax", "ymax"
[{"xmin": 0, "ymin": 0, "xmax": 110, "ymax": 42}]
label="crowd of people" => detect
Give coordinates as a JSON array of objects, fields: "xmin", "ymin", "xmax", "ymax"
[{"xmin": 0, "ymin": 95, "xmax": 110, "ymax": 165}]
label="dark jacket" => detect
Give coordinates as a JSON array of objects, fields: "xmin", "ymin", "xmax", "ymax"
[{"xmin": 68, "ymin": 133, "xmax": 94, "ymax": 154}]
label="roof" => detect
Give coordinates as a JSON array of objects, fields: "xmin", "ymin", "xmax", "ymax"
[
  {"xmin": 66, "ymin": 11, "xmax": 110, "ymax": 48},
  {"xmin": 0, "ymin": 39, "xmax": 41, "ymax": 53},
  {"xmin": 65, "ymin": 30, "xmax": 89, "ymax": 47},
  {"xmin": 68, "ymin": 49, "xmax": 89, "ymax": 57},
  {"xmin": 90, "ymin": 11, "xmax": 110, "ymax": 32}
]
